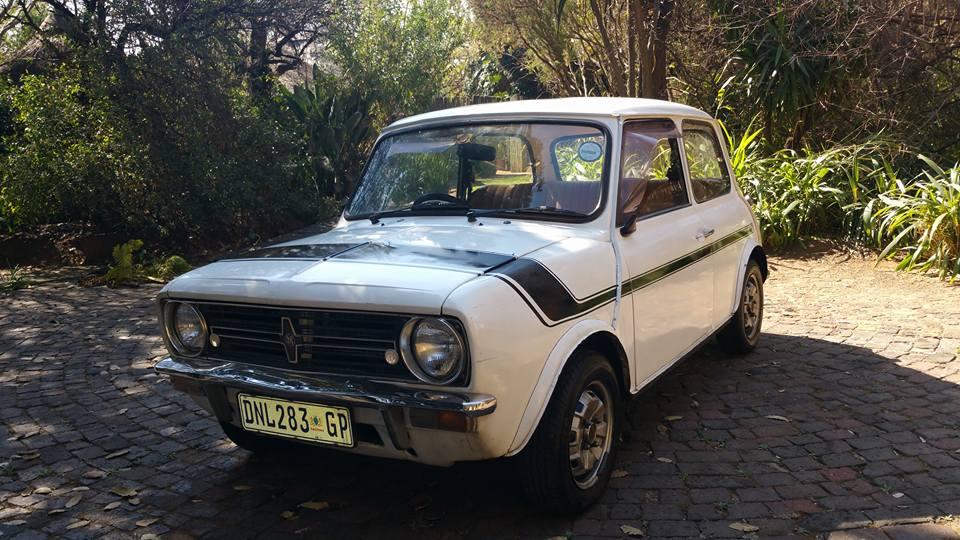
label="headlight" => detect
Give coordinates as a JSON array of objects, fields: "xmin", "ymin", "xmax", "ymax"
[
  {"xmin": 400, "ymin": 318, "xmax": 465, "ymax": 384},
  {"xmin": 164, "ymin": 302, "xmax": 207, "ymax": 356}
]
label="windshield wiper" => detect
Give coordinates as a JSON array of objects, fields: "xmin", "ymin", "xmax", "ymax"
[
  {"xmin": 463, "ymin": 206, "xmax": 586, "ymax": 222},
  {"xmin": 369, "ymin": 201, "xmax": 471, "ymax": 224},
  {"xmin": 510, "ymin": 207, "xmax": 586, "ymax": 217}
]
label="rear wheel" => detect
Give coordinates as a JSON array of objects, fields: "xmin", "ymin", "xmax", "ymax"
[
  {"xmin": 518, "ymin": 351, "xmax": 621, "ymax": 514},
  {"xmin": 718, "ymin": 260, "xmax": 764, "ymax": 354}
]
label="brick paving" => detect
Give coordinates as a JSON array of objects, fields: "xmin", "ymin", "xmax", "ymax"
[{"xmin": 1, "ymin": 252, "xmax": 960, "ymax": 539}]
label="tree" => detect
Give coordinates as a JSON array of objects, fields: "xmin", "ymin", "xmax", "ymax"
[{"xmin": 469, "ymin": 0, "xmax": 675, "ymax": 98}]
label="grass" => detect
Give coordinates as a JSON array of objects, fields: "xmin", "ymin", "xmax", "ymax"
[{"xmin": 0, "ymin": 266, "xmax": 31, "ymax": 292}]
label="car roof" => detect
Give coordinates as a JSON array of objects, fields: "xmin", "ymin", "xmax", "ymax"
[{"xmin": 385, "ymin": 97, "xmax": 714, "ymax": 133}]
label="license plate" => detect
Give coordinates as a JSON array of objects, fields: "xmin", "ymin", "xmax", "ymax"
[{"xmin": 237, "ymin": 393, "xmax": 353, "ymax": 447}]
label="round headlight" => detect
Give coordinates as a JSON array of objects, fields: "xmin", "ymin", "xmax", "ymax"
[
  {"xmin": 402, "ymin": 318, "xmax": 465, "ymax": 384},
  {"xmin": 166, "ymin": 302, "xmax": 207, "ymax": 355}
]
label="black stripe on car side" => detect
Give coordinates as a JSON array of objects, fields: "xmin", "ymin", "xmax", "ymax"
[
  {"xmin": 221, "ymin": 243, "xmax": 366, "ymax": 261},
  {"xmin": 490, "ymin": 225, "xmax": 753, "ymax": 327}
]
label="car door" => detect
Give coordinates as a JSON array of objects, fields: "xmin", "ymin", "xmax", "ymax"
[
  {"xmin": 616, "ymin": 119, "xmax": 714, "ymax": 386},
  {"xmin": 681, "ymin": 120, "xmax": 752, "ymax": 328}
]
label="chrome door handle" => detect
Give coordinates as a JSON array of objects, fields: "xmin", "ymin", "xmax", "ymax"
[{"xmin": 696, "ymin": 228, "xmax": 715, "ymax": 240}]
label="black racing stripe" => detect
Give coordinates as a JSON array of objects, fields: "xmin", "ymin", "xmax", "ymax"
[
  {"xmin": 491, "ymin": 259, "xmax": 616, "ymax": 325},
  {"xmin": 493, "ymin": 225, "xmax": 753, "ymax": 326},
  {"xmin": 221, "ymin": 243, "xmax": 364, "ymax": 261},
  {"xmin": 333, "ymin": 243, "xmax": 514, "ymax": 271}
]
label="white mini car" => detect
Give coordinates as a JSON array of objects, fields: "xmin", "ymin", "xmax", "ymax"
[{"xmin": 155, "ymin": 97, "xmax": 767, "ymax": 512}]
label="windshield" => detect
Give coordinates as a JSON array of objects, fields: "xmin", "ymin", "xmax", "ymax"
[{"xmin": 346, "ymin": 123, "xmax": 607, "ymax": 220}]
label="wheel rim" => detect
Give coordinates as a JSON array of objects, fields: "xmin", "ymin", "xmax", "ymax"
[
  {"xmin": 569, "ymin": 380, "xmax": 613, "ymax": 490},
  {"xmin": 742, "ymin": 271, "xmax": 762, "ymax": 340}
]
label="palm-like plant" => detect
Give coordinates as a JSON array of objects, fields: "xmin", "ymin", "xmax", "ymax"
[
  {"xmin": 869, "ymin": 156, "xmax": 960, "ymax": 282},
  {"xmin": 283, "ymin": 65, "xmax": 373, "ymax": 199}
]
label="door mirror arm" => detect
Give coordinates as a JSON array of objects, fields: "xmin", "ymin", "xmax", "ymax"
[{"xmin": 620, "ymin": 212, "xmax": 638, "ymax": 236}]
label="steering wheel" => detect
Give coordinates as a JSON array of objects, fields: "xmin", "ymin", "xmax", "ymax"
[{"xmin": 413, "ymin": 193, "xmax": 464, "ymax": 207}]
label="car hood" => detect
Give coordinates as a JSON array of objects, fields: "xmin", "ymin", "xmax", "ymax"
[{"xmin": 161, "ymin": 221, "xmax": 569, "ymax": 313}]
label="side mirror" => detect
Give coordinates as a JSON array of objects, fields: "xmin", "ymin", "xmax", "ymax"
[{"xmin": 620, "ymin": 213, "xmax": 638, "ymax": 236}]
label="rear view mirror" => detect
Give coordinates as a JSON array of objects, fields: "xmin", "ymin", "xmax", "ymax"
[{"xmin": 457, "ymin": 143, "xmax": 496, "ymax": 162}]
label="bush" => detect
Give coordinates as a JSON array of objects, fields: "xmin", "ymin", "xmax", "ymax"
[
  {"xmin": 868, "ymin": 156, "xmax": 960, "ymax": 282},
  {"xmin": 0, "ymin": 61, "xmax": 319, "ymax": 251},
  {"xmin": 736, "ymin": 140, "xmax": 892, "ymax": 249}
]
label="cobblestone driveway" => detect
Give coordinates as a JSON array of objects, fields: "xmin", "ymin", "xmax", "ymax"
[{"xmin": 2, "ymin": 252, "xmax": 960, "ymax": 539}]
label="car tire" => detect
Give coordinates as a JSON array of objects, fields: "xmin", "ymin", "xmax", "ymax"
[
  {"xmin": 718, "ymin": 260, "xmax": 764, "ymax": 354},
  {"xmin": 219, "ymin": 422, "xmax": 301, "ymax": 454},
  {"xmin": 517, "ymin": 350, "xmax": 621, "ymax": 514}
]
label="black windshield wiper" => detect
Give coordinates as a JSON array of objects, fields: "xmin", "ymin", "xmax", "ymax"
[
  {"xmin": 369, "ymin": 201, "xmax": 470, "ymax": 224},
  {"xmin": 463, "ymin": 206, "xmax": 586, "ymax": 222},
  {"xmin": 510, "ymin": 206, "xmax": 586, "ymax": 217}
]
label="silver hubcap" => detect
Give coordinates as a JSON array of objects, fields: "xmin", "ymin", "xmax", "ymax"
[
  {"xmin": 569, "ymin": 381, "xmax": 613, "ymax": 489},
  {"xmin": 743, "ymin": 272, "xmax": 762, "ymax": 340}
]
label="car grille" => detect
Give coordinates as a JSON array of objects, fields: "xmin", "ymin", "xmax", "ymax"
[{"xmin": 195, "ymin": 303, "xmax": 416, "ymax": 381}]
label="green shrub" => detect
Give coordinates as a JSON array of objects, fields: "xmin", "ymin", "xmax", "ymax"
[
  {"xmin": 737, "ymin": 143, "xmax": 892, "ymax": 249},
  {"xmin": 0, "ymin": 266, "xmax": 30, "ymax": 292},
  {"xmin": 103, "ymin": 239, "xmax": 144, "ymax": 286},
  {"xmin": 868, "ymin": 156, "xmax": 960, "ymax": 282},
  {"xmin": 149, "ymin": 255, "xmax": 192, "ymax": 281}
]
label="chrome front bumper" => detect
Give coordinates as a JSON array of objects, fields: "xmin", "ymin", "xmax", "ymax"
[{"xmin": 154, "ymin": 357, "xmax": 497, "ymax": 417}]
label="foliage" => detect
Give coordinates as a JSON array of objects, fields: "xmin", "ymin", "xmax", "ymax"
[
  {"xmin": 0, "ymin": 266, "xmax": 30, "ymax": 292},
  {"xmin": 868, "ymin": 157, "xmax": 960, "ymax": 282},
  {"xmin": 284, "ymin": 66, "xmax": 373, "ymax": 198},
  {"xmin": 328, "ymin": 0, "xmax": 469, "ymax": 123},
  {"xmin": 733, "ymin": 133, "xmax": 893, "ymax": 249},
  {"xmin": 103, "ymin": 239, "xmax": 144, "ymax": 286},
  {"xmin": 147, "ymin": 255, "xmax": 192, "ymax": 281}
]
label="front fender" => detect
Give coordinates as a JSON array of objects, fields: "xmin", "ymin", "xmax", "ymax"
[{"xmin": 505, "ymin": 319, "xmax": 622, "ymax": 455}]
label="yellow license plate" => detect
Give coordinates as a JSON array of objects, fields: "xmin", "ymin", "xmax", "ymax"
[{"xmin": 237, "ymin": 393, "xmax": 353, "ymax": 447}]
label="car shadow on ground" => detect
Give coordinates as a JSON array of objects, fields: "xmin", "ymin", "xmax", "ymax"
[{"xmin": 126, "ymin": 331, "xmax": 960, "ymax": 539}]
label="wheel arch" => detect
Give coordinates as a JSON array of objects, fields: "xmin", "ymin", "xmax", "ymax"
[
  {"xmin": 726, "ymin": 237, "xmax": 767, "ymax": 317},
  {"xmin": 506, "ymin": 320, "xmax": 631, "ymax": 455}
]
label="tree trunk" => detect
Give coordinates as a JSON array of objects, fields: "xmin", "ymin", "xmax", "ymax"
[{"xmin": 247, "ymin": 20, "xmax": 270, "ymax": 101}]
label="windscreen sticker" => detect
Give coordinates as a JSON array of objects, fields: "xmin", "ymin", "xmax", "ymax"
[{"xmin": 577, "ymin": 141, "xmax": 604, "ymax": 162}]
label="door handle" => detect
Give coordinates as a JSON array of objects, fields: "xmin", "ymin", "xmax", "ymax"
[{"xmin": 696, "ymin": 228, "xmax": 716, "ymax": 240}]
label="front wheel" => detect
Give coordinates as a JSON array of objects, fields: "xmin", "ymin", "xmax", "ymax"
[
  {"xmin": 518, "ymin": 351, "xmax": 621, "ymax": 514},
  {"xmin": 718, "ymin": 260, "xmax": 764, "ymax": 354}
]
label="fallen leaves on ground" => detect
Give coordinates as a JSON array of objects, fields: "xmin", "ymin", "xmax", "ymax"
[
  {"xmin": 105, "ymin": 450, "xmax": 130, "ymax": 460},
  {"xmin": 66, "ymin": 520, "xmax": 89, "ymax": 530},
  {"xmin": 656, "ymin": 457, "xmax": 674, "ymax": 463},
  {"xmin": 104, "ymin": 501, "xmax": 121, "ymax": 511},
  {"xmin": 620, "ymin": 524, "xmax": 644, "ymax": 536},
  {"xmin": 281, "ymin": 510, "xmax": 296, "ymax": 519},
  {"xmin": 82, "ymin": 470, "xmax": 107, "ymax": 479},
  {"xmin": 663, "ymin": 415, "xmax": 684, "ymax": 421},
  {"xmin": 765, "ymin": 415, "xmax": 790, "ymax": 423},
  {"xmin": 65, "ymin": 494, "xmax": 82, "ymax": 508},
  {"xmin": 729, "ymin": 522, "xmax": 759, "ymax": 532},
  {"xmin": 611, "ymin": 469, "xmax": 629, "ymax": 478},
  {"xmin": 135, "ymin": 518, "xmax": 158, "ymax": 527},
  {"xmin": 110, "ymin": 486, "xmax": 138, "ymax": 498},
  {"xmin": 298, "ymin": 501, "xmax": 330, "ymax": 511}
]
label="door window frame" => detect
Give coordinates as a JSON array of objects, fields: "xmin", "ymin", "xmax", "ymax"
[{"xmin": 616, "ymin": 118, "xmax": 696, "ymax": 225}]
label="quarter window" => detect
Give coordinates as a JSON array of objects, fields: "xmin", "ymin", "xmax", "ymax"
[
  {"xmin": 617, "ymin": 120, "xmax": 689, "ymax": 226},
  {"xmin": 682, "ymin": 122, "xmax": 731, "ymax": 203}
]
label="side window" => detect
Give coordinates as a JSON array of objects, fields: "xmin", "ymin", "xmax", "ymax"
[
  {"xmin": 618, "ymin": 120, "xmax": 688, "ymax": 226},
  {"xmin": 682, "ymin": 122, "xmax": 731, "ymax": 203}
]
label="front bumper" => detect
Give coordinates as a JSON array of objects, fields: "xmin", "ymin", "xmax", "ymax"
[{"xmin": 155, "ymin": 357, "xmax": 499, "ymax": 465}]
